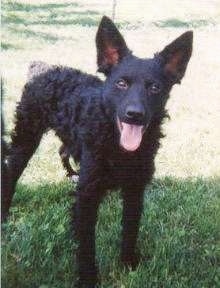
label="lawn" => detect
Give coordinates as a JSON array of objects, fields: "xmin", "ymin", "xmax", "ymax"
[{"xmin": 1, "ymin": 1, "xmax": 220, "ymax": 287}]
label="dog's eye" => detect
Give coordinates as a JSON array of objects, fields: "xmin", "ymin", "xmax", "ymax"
[
  {"xmin": 116, "ymin": 79, "xmax": 129, "ymax": 90},
  {"xmin": 149, "ymin": 83, "xmax": 161, "ymax": 94}
]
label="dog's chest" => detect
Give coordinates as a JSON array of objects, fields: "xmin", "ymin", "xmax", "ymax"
[{"xmin": 104, "ymin": 152, "xmax": 144, "ymax": 187}]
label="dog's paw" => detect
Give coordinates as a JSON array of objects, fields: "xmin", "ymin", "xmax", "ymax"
[
  {"xmin": 76, "ymin": 264, "xmax": 99, "ymax": 288},
  {"xmin": 69, "ymin": 174, "xmax": 79, "ymax": 183},
  {"xmin": 75, "ymin": 281, "xmax": 97, "ymax": 288},
  {"xmin": 75, "ymin": 273, "xmax": 99, "ymax": 288},
  {"xmin": 121, "ymin": 251, "xmax": 141, "ymax": 270}
]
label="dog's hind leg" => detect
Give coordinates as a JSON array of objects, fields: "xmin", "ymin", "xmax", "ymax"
[
  {"xmin": 2, "ymin": 100, "xmax": 45, "ymax": 221},
  {"xmin": 59, "ymin": 144, "xmax": 79, "ymax": 182}
]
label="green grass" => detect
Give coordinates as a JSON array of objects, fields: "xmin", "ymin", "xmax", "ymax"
[
  {"xmin": 2, "ymin": 0, "xmax": 220, "ymax": 287},
  {"xmin": 2, "ymin": 179, "xmax": 220, "ymax": 287},
  {"xmin": 153, "ymin": 18, "xmax": 216, "ymax": 28}
]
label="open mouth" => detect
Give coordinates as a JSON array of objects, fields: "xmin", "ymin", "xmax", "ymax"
[{"xmin": 117, "ymin": 117, "xmax": 146, "ymax": 152}]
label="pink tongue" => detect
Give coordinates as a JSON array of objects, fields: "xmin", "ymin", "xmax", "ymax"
[{"xmin": 120, "ymin": 122, "xmax": 143, "ymax": 151}]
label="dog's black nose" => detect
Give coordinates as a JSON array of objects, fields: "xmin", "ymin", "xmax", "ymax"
[{"xmin": 125, "ymin": 105, "xmax": 145, "ymax": 121}]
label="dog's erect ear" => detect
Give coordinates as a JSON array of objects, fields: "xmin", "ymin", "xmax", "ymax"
[
  {"xmin": 159, "ymin": 31, "xmax": 193, "ymax": 83},
  {"xmin": 96, "ymin": 16, "xmax": 129, "ymax": 74}
]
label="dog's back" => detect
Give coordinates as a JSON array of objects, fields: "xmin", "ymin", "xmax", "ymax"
[{"xmin": 27, "ymin": 61, "xmax": 50, "ymax": 80}]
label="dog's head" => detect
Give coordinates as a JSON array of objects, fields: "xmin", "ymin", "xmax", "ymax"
[{"xmin": 96, "ymin": 16, "xmax": 193, "ymax": 152}]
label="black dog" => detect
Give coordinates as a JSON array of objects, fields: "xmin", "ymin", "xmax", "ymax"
[{"xmin": 3, "ymin": 16, "xmax": 193, "ymax": 287}]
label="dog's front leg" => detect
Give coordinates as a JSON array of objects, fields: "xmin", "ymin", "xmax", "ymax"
[
  {"xmin": 76, "ymin": 193, "xmax": 100, "ymax": 287},
  {"xmin": 121, "ymin": 182, "xmax": 145, "ymax": 269},
  {"xmin": 74, "ymin": 149, "xmax": 103, "ymax": 287}
]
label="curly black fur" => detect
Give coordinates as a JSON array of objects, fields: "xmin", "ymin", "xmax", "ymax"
[
  {"xmin": 28, "ymin": 61, "xmax": 78, "ymax": 178},
  {"xmin": 3, "ymin": 16, "xmax": 193, "ymax": 287}
]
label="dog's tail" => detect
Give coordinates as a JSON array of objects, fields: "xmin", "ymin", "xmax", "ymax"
[{"xmin": 27, "ymin": 61, "xmax": 50, "ymax": 80}]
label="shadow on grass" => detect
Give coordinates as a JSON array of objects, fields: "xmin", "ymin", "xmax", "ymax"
[
  {"xmin": 2, "ymin": 25, "xmax": 76, "ymax": 50},
  {"xmin": 1, "ymin": 0, "xmax": 102, "ymax": 48},
  {"xmin": 1, "ymin": 42, "xmax": 19, "ymax": 51},
  {"xmin": 2, "ymin": 1, "xmax": 81, "ymax": 12},
  {"xmin": 2, "ymin": 0, "xmax": 133, "ymax": 51},
  {"xmin": 30, "ymin": 17, "xmax": 100, "ymax": 27},
  {"xmin": 2, "ymin": 176, "xmax": 219, "ymax": 287},
  {"xmin": 8, "ymin": 26, "xmax": 60, "ymax": 43},
  {"xmin": 153, "ymin": 18, "xmax": 216, "ymax": 28},
  {"xmin": 2, "ymin": 13, "xmax": 126, "ymax": 28},
  {"xmin": 7, "ymin": 176, "xmax": 219, "ymax": 209},
  {"xmin": 2, "ymin": 10, "xmax": 101, "ymax": 27},
  {"xmin": 1, "ymin": 180, "xmax": 76, "ymax": 288}
]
